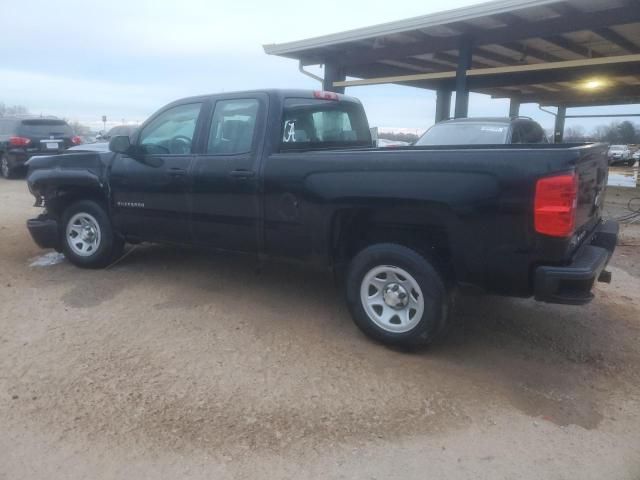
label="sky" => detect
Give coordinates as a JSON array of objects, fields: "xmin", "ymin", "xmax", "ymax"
[{"xmin": 1, "ymin": 0, "xmax": 638, "ymax": 134}]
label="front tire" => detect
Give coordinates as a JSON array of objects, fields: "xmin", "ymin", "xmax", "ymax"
[
  {"xmin": 345, "ymin": 243, "xmax": 449, "ymax": 349},
  {"xmin": 61, "ymin": 200, "xmax": 124, "ymax": 268}
]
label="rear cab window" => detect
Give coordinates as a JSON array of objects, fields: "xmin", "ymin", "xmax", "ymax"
[{"xmin": 280, "ymin": 98, "xmax": 371, "ymax": 151}]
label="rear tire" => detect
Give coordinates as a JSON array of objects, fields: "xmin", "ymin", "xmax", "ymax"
[
  {"xmin": 345, "ymin": 243, "xmax": 450, "ymax": 349},
  {"xmin": 1, "ymin": 154, "xmax": 14, "ymax": 179},
  {"xmin": 61, "ymin": 200, "xmax": 124, "ymax": 269}
]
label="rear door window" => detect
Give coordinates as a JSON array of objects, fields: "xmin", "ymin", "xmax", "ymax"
[
  {"xmin": 207, "ymin": 99, "xmax": 259, "ymax": 155},
  {"xmin": 281, "ymin": 98, "xmax": 371, "ymax": 151},
  {"xmin": 18, "ymin": 119, "xmax": 73, "ymax": 138}
]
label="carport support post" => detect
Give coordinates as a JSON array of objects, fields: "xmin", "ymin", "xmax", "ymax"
[
  {"xmin": 323, "ymin": 63, "xmax": 346, "ymax": 94},
  {"xmin": 554, "ymin": 105, "xmax": 567, "ymax": 143},
  {"xmin": 509, "ymin": 98, "xmax": 521, "ymax": 117},
  {"xmin": 454, "ymin": 38, "xmax": 473, "ymax": 118},
  {"xmin": 435, "ymin": 89, "xmax": 452, "ymax": 123}
]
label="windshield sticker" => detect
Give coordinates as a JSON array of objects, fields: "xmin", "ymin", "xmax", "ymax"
[
  {"xmin": 283, "ymin": 120, "xmax": 296, "ymax": 142},
  {"xmin": 481, "ymin": 126, "xmax": 506, "ymax": 132}
]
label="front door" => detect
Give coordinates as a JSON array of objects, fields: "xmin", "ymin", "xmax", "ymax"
[
  {"xmin": 111, "ymin": 102, "xmax": 203, "ymax": 244},
  {"xmin": 190, "ymin": 95, "xmax": 266, "ymax": 253}
]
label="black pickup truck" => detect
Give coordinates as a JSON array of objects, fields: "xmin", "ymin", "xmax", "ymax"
[{"xmin": 25, "ymin": 89, "xmax": 618, "ymax": 348}]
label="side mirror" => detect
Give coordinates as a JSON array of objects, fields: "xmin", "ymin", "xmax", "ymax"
[{"xmin": 109, "ymin": 135, "xmax": 131, "ymax": 154}]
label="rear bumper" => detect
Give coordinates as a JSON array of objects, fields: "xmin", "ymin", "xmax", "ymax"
[
  {"xmin": 27, "ymin": 215, "xmax": 60, "ymax": 250},
  {"xmin": 534, "ymin": 220, "xmax": 619, "ymax": 305}
]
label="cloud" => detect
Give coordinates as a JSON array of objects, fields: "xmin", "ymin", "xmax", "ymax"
[
  {"xmin": 1, "ymin": 0, "xmax": 638, "ymax": 132},
  {"xmin": 0, "ymin": 69, "xmax": 180, "ymax": 122}
]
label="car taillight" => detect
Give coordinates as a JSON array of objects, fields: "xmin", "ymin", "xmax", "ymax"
[
  {"xmin": 534, "ymin": 173, "xmax": 578, "ymax": 237},
  {"xmin": 313, "ymin": 91, "xmax": 339, "ymax": 101},
  {"xmin": 9, "ymin": 136, "xmax": 31, "ymax": 147},
  {"xmin": 71, "ymin": 136, "xmax": 82, "ymax": 145}
]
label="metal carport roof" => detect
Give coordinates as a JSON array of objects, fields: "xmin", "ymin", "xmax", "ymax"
[{"xmin": 263, "ymin": 0, "xmax": 640, "ymax": 114}]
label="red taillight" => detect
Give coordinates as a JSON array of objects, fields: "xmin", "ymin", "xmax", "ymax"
[
  {"xmin": 534, "ymin": 173, "xmax": 578, "ymax": 237},
  {"xmin": 9, "ymin": 136, "xmax": 31, "ymax": 147},
  {"xmin": 313, "ymin": 90, "xmax": 339, "ymax": 101},
  {"xmin": 71, "ymin": 136, "xmax": 82, "ymax": 145}
]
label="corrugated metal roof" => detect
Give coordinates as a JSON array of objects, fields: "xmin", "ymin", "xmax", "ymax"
[{"xmin": 263, "ymin": 0, "xmax": 640, "ymax": 106}]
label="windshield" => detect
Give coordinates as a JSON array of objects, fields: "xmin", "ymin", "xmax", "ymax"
[
  {"xmin": 416, "ymin": 122, "xmax": 509, "ymax": 145},
  {"xmin": 281, "ymin": 98, "xmax": 371, "ymax": 151},
  {"xmin": 18, "ymin": 119, "xmax": 73, "ymax": 137}
]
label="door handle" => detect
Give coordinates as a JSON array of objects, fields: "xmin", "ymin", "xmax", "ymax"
[
  {"xmin": 229, "ymin": 169, "xmax": 256, "ymax": 179},
  {"xmin": 168, "ymin": 167, "xmax": 187, "ymax": 177}
]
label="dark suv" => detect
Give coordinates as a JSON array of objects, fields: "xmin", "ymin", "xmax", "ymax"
[{"xmin": 0, "ymin": 116, "xmax": 81, "ymax": 178}]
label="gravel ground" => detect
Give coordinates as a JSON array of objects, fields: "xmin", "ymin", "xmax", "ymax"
[{"xmin": 1, "ymin": 178, "xmax": 640, "ymax": 480}]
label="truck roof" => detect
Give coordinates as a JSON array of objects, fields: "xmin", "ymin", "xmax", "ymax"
[
  {"xmin": 163, "ymin": 89, "xmax": 364, "ymax": 109},
  {"xmin": 439, "ymin": 117, "xmax": 534, "ymax": 125}
]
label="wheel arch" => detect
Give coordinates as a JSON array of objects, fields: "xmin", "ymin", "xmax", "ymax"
[
  {"xmin": 45, "ymin": 185, "xmax": 109, "ymax": 220},
  {"xmin": 330, "ymin": 205, "xmax": 456, "ymax": 285}
]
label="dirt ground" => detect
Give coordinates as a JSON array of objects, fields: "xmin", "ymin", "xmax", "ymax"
[{"xmin": 1, "ymin": 177, "xmax": 640, "ymax": 480}]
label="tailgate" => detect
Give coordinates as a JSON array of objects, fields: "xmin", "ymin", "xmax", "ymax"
[{"xmin": 573, "ymin": 143, "xmax": 609, "ymax": 243}]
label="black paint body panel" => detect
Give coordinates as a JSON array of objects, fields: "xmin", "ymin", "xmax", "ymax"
[{"xmin": 26, "ymin": 89, "xmax": 613, "ymax": 299}]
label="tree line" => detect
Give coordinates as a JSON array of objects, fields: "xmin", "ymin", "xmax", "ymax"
[
  {"xmin": 0, "ymin": 102, "xmax": 29, "ymax": 117},
  {"xmin": 564, "ymin": 121, "xmax": 640, "ymax": 144}
]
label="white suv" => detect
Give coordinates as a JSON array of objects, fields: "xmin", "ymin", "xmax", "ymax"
[{"xmin": 608, "ymin": 145, "xmax": 632, "ymax": 166}]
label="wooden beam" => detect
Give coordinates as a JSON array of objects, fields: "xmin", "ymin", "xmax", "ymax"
[
  {"xmin": 465, "ymin": 54, "xmax": 640, "ymax": 76},
  {"xmin": 594, "ymin": 28, "xmax": 640, "ymax": 54},
  {"xmin": 432, "ymin": 52, "xmax": 494, "ymax": 69},
  {"xmin": 494, "ymin": 85, "xmax": 640, "ymax": 105},
  {"xmin": 547, "ymin": 2, "xmax": 580, "ymax": 16},
  {"xmin": 334, "ymin": 70, "xmax": 455, "ymax": 87},
  {"xmin": 471, "ymin": 64, "xmax": 640, "ymax": 90},
  {"xmin": 491, "ymin": 12, "xmax": 526, "ymax": 26},
  {"xmin": 544, "ymin": 35, "xmax": 603, "ymax": 58},
  {"xmin": 473, "ymin": 47, "xmax": 524, "ymax": 66},
  {"xmin": 334, "ymin": 54, "xmax": 640, "ymax": 88},
  {"xmin": 379, "ymin": 58, "xmax": 438, "ymax": 73},
  {"xmin": 499, "ymin": 42, "xmax": 564, "ymax": 63}
]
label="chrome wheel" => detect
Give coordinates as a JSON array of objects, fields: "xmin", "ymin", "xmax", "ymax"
[
  {"xmin": 1, "ymin": 156, "xmax": 9, "ymax": 178},
  {"xmin": 360, "ymin": 265, "xmax": 424, "ymax": 333},
  {"xmin": 66, "ymin": 212, "xmax": 102, "ymax": 257}
]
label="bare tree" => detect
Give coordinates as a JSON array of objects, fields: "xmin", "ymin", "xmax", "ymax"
[
  {"xmin": 0, "ymin": 102, "xmax": 29, "ymax": 116},
  {"xmin": 564, "ymin": 126, "xmax": 587, "ymax": 143},
  {"xmin": 67, "ymin": 120, "xmax": 92, "ymax": 136},
  {"xmin": 591, "ymin": 121, "xmax": 640, "ymax": 144}
]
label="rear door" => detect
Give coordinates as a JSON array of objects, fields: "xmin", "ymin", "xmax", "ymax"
[
  {"xmin": 190, "ymin": 94, "xmax": 267, "ymax": 253},
  {"xmin": 110, "ymin": 101, "xmax": 204, "ymax": 244}
]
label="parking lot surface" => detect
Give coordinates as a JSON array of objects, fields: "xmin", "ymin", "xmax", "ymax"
[{"xmin": 1, "ymin": 178, "xmax": 640, "ymax": 479}]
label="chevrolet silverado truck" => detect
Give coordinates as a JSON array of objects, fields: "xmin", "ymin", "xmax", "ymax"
[{"xmin": 25, "ymin": 89, "xmax": 618, "ymax": 348}]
